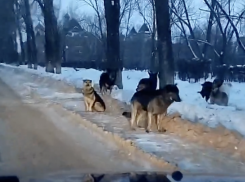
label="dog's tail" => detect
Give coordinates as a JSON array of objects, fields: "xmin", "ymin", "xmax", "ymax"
[{"xmin": 122, "ymin": 111, "xmax": 131, "ymax": 119}]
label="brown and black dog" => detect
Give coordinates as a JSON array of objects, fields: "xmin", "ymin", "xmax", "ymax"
[
  {"xmin": 136, "ymin": 71, "xmax": 158, "ymax": 91},
  {"xmin": 125, "ymin": 84, "xmax": 181, "ymax": 132},
  {"xmin": 82, "ymin": 79, "xmax": 106, "ymax": 112},
  {"xmin": 99, "ymin": 70, "xmax": 116, "ymax": 95}
]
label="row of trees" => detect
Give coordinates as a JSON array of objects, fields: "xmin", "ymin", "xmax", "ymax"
[
  {"xmin": 0, "ymin": 0, "xmax": 174, "ymax": 88},
  {"xmin": 0, "ymin": 0, "xmax": 245, "ymax": 88}
]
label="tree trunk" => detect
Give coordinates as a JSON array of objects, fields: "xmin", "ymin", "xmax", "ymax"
[
  {"xmin": 0, "ymin": 0, "xmax": 16, "ymax": 63},
  {"xmin": 45, "ymin": 61, "xmax": 54, "ymax": 73},
  {"xmin": 150, "ymin": 1, "xmax": 158, "ymax": 73},
  {"xmin": 24, "ymin": 0, "xmax": 37, "ymax": 69},
  {"xmin": 155, "ymin": 0, "xmax": 174, "ymax": 88},
  {"xmin": 43, "ymin": 0, "xmax": 61, "ymax": 74},
  {"xmin": 17, "ymin": 15, "xmax": 25, "ymax": 64},
  {"xmin": 202, "ymin": 0, "xmax": 216, "ymax": 57},
  {"xmin": 104, "ymin": 0, "xmax": 123, "ymax": 89}
]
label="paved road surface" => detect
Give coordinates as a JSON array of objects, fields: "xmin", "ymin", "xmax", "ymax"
[{"xmin": 0, "ymin": 79, "xmax": 160, "ymax": 181}]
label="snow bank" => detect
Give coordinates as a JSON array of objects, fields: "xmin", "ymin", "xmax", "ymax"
[{"xmin": 2, "ymin": 63, "xmax": 245, "ymax": 137}]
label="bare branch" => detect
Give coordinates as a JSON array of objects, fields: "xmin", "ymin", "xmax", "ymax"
[{"xmin": 214, "ymin": 0, "xmax": 245, "ymax": 52}]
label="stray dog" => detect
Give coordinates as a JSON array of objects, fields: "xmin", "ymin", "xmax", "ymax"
[
  {"xmin": 209, "ymin": 88, "xmax": 229, "ymax": 106},
  {"xmin": 136, "ymin": 71, "xmax": 158, "ymax": 91},
  {"xmin": 212, "ymin": 78, "xmax": 224, "ymax": 90},
  {"xmin": 130, "ymin": 84, "xmax": 181, "ymax": 132},
  {"xmin": 198, "ymin": 81, "xmax": 213, "ymax": 102},
  {"xmin": 99, "ymin": 70, "xmax": 116, "ymax": 95},
  {"xmin": 82, "ymin": 79, "xmax": 106, "ymax": 112}
]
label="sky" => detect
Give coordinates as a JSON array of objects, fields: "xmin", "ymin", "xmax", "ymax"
[
  {"xmin": 35, "ymin": 0, "xmax": 243, "ymax": 34},
  {"xmin": 59, "ymin": 0, "xmax": 145, "ymax": 30},
  {"xmin": 58, "ymin": 0, "xmax": 244, "ymax": 31}
]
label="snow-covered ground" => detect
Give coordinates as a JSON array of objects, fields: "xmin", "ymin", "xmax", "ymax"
[{"xmin": 2, "ymin": 63, "xmax": 245, "ymax": 137}]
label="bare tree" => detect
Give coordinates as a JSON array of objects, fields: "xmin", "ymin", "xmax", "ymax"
[
  {"xmin": 202, "ymin": 0, "xmax": 216, "ymax": 58},
  {"xmin": 20, "ymin": 0, "xmax": 38, "ymax": 69},
  {"xmin": 171, "ymin": 0, "xmax": 198, "ymax": 58},
  {"xmin": 171, "ymin": 0, "xmax": 202, "ymax": 59},
  {"xmin": 119, "ymin": 0, "xmax": 135, "ymax": 36},
  {"xmin": 14, "ymin": 0, "xmax": 25, "ymax": 65},
  {"xmin": 203, "ymin": 0, "xmax": 245, "ymax": 67},
  {"xmin": 155, "ymin": 0, "xmax": 174, "ymax": 87},
  {"xmin": 79, "ymin": 0, "xmax": 106, "ymax": 50},
  {"xmin": 214, "ymin": 0, "xmax": 245, "ymax": 52},
  {"xmin": 135, "ymin": 0, "xmax": 158, "ymax": 72},
  {"xmin": 0, "ymin": 0, "xmax": 17, "ymax": 63},
  {"xmin": 120, "ymin": 0, "xmax": 135, "ymax": 66},
  {"xmin": 35, "ymin": 0, "xmax": 62, "ymax": 74},
  {"xmin": 104, "ymin": 0, "xmax": 123, "ymax": 88}
]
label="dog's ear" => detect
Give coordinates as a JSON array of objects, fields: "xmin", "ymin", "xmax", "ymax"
[
  {"xmin": 197, "ymin": 91, "xmax": 201, "ymax": 93},
  {"xmin": 174, "ymin": 83, "xmax": 178, "ymax": 86},
  {"xmin": 201, "ymin": 83, "xmax": 204, "ymax": 86}
]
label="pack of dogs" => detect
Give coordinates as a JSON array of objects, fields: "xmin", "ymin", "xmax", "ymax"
[{"xmin": 81, "ymin": 70, "xmax": 232, "ymax": 133}]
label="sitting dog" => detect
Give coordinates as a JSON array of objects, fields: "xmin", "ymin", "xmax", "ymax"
[
  {"xmin": 212, "ymin": 78, "xmax": 224, "ymax": 90},
  {"xmin": 136, "ymin": 71, "xmax": 158, "ymax": 91},
  {"xmin": 99, "ymin": 70, "xmax": 116, "ymax": 95},
  {"xmin": 129, "ymin": 84, "xmax": 181, "ymax": 132},
  {"xmin": 209, "ymin": 87, "xmax": 229, "ymax": 106},
  {"xmin": 81, "ymin": 79, "xmax": 106, "ymax": 112}
]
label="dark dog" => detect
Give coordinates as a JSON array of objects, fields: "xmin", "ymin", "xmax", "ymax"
[
  {"xmin": 198, "ymin": 81, "xmax": 213, "ymax": 102},
  {"xmin": 99, "ymin": 70, "xmax": 116, "ymax": 95},
  {"xmin": 82, "ymin": 79, "xmax": 106, "ymax": 112},
  {"xmin": 136, "ymin": 71, "xmax": 158, "ymax": 91},
  {"xmin": 130, "ymin": 84, "xmax": 181, "ymax": 132}
]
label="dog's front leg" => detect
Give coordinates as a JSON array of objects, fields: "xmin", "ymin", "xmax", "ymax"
[
  {"xmin": 130, "ymin": 104, "xmax": 137, "ymax": 130},
  {"xmin": 102, "ymin": 86, "xmax": 107, "ymax": 95},
  {"xmin": 157, "ymin": 113, "xmax": 166, "ymax": 132},
  {"xmin": 146, "ymin": 112, "xmax": 153, "ymax": 133},
  {"xmin": 84, "ymin": 100, "xmax": 89, "ymax": 111},
  {"xmin": 109, "ymin": 87, "xmax": 112, "ymax": 95},
  {"xmin": 157, "ymin": 114, "xmax": 161, "ymax": 131},
  {"xmin": 88, "ymin": 100, "xmax": 96, "ymax": 112},
  {"xmin": 136, "ymin": 110, "xmax": 144, "ymax": 127}
]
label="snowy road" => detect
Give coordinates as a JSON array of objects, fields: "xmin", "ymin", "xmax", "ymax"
[
  {"xmin": 1, "ymin": 66, "xmax": 245, "ymax": 182},
  {"xmin": 0, "ymin": 79, "xmax": 162, "ymax": 181}
]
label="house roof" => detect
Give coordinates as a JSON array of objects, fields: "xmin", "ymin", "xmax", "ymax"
[{"xmin": 138, "ymin": 23, "xmax": 150, "ymax": 33}]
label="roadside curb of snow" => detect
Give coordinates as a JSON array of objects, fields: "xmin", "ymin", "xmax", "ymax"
[
  {"xmin": 0, "ymin": 65, "xmax": 178, "ymax": 172},
  {"xmin": 156, "ymin": 113, "xmax": 245, "ymax": 159},
  {"xmin": 70, "ymin": 109, "xmax": 178, "ymax": 172},
  {"xmin": 2, "ymin": 64, "xmax": 245, "ymax": 165}
]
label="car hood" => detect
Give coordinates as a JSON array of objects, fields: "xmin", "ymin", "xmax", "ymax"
[{"xmin": 25, "ymin": 171, "xmax": 245, "ymax": 182}]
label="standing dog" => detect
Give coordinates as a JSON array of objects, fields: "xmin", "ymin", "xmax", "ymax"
[
  {"xmin": 136, "ymin": 71, "xmax": 158, "ymax": 91},
  {"xmin": 82, "ymin": 79, "xmax": 106, "ymax": 112},
  {"xmin": 99, "ymin": 70, "xmax": 116, "ymax": 95},
  {"xmin": 130, "ymin": 84, "xmax": 181, "ymax": 132}
]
